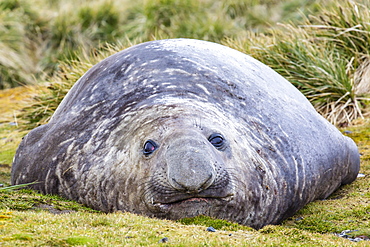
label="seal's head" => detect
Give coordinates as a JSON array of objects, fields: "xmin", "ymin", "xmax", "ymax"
[
  {"xmin": 137, "ymin": 106, "xmax": 235, "ymax": 219},
  {"xmin": 11, "ymin": 38, "xmax": 360, "ymax": 229}
]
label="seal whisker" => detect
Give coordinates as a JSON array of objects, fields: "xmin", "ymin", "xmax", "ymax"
[
  {"xmin": 193, "ymin": 116, "xmax": 204, "ymax": 130},
  {"xmin": 224, "ymin": 168, "xmax": 247, "ymax": 189}
]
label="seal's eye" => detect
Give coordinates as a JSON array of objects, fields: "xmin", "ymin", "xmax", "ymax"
[
  {"xmin": 208, "ymin": 133, "xmax": 225, "ymax": 150},
  {"xmin": 143, "ymin": 140, "xmax": 158, "ymax": 156}
]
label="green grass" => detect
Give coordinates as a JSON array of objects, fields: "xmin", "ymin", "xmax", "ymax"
[
  {"xmin": 0, "ymin": 189, "xmax": 98, "ymax": 212},
  {"xmin": 0, "ymin": 209, "xmax": 363, "ymax": 246}
]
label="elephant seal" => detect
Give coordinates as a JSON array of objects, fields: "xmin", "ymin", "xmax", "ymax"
[{"xmin": 11, "ymin": 39, "xmax": 360, "ymax": 229}]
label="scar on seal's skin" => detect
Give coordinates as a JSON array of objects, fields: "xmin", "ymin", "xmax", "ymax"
[
  {"xmin": 62, "ymin": 166, "xmax": 74, "ymax": 176},
  {"xmin": 11, "ymin": 38, "xmax": 360, "ymax": 229}
]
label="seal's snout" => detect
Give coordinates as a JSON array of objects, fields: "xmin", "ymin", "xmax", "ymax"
[
  {"xmin": 164, "ymin": 134, "xmax": 218, "ymax": 194},
  {"xmin": 166, "ymin": 149, "xmax": 216, "ymax": 193}
]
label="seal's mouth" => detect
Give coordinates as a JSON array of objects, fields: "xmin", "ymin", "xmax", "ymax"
[
  {"xmin": 161, "ymin": 197, "xmax": 211, "ymax": 205},
  {"xmin": 151, "ymin": 195, "xmax": 234, "ymax": 211},
  {"xmin": 153, "ymin": 190, "xmax": 234, "ymax": 204}
]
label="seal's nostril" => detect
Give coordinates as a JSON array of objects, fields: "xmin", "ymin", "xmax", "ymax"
[{"xmin": 200, "ymin": 175, "xmax": 214, "ymax": 190}]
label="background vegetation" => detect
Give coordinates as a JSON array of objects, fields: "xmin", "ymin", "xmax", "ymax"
[
  {"xmin": 0, "ymin": 0, "xmax": 322, "ymax": 89},
  {"xmin": 0, "ymin": 0, "xmax": 370, "ymax": 245},
  {"xmin": 0, "ymin": 0, "xmax": 369, "ymax": 126}
]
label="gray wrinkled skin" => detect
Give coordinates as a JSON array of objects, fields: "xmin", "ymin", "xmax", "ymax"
[{"xmin": 11, "ymin": 39, "xmax": 360, "ymax": 229}]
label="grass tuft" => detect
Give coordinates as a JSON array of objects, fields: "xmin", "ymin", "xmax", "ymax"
[
  {"xmin": 177, "ymin": 215, "xmax": 254, "ymax": 231},
  {"xmin": 12, "ymin": 233, "xmax": 33, "ymax": 241},
  {"xmin": 65, "ymin": 236, "xmax": 98, "ymax": 246},
  {"xmin": 0, "ymin": 182, "xmax": 39, "ymax": 192},
  {"xmin": 225, "ymin": 0, "xmax": 370, "ymax": 125}
]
